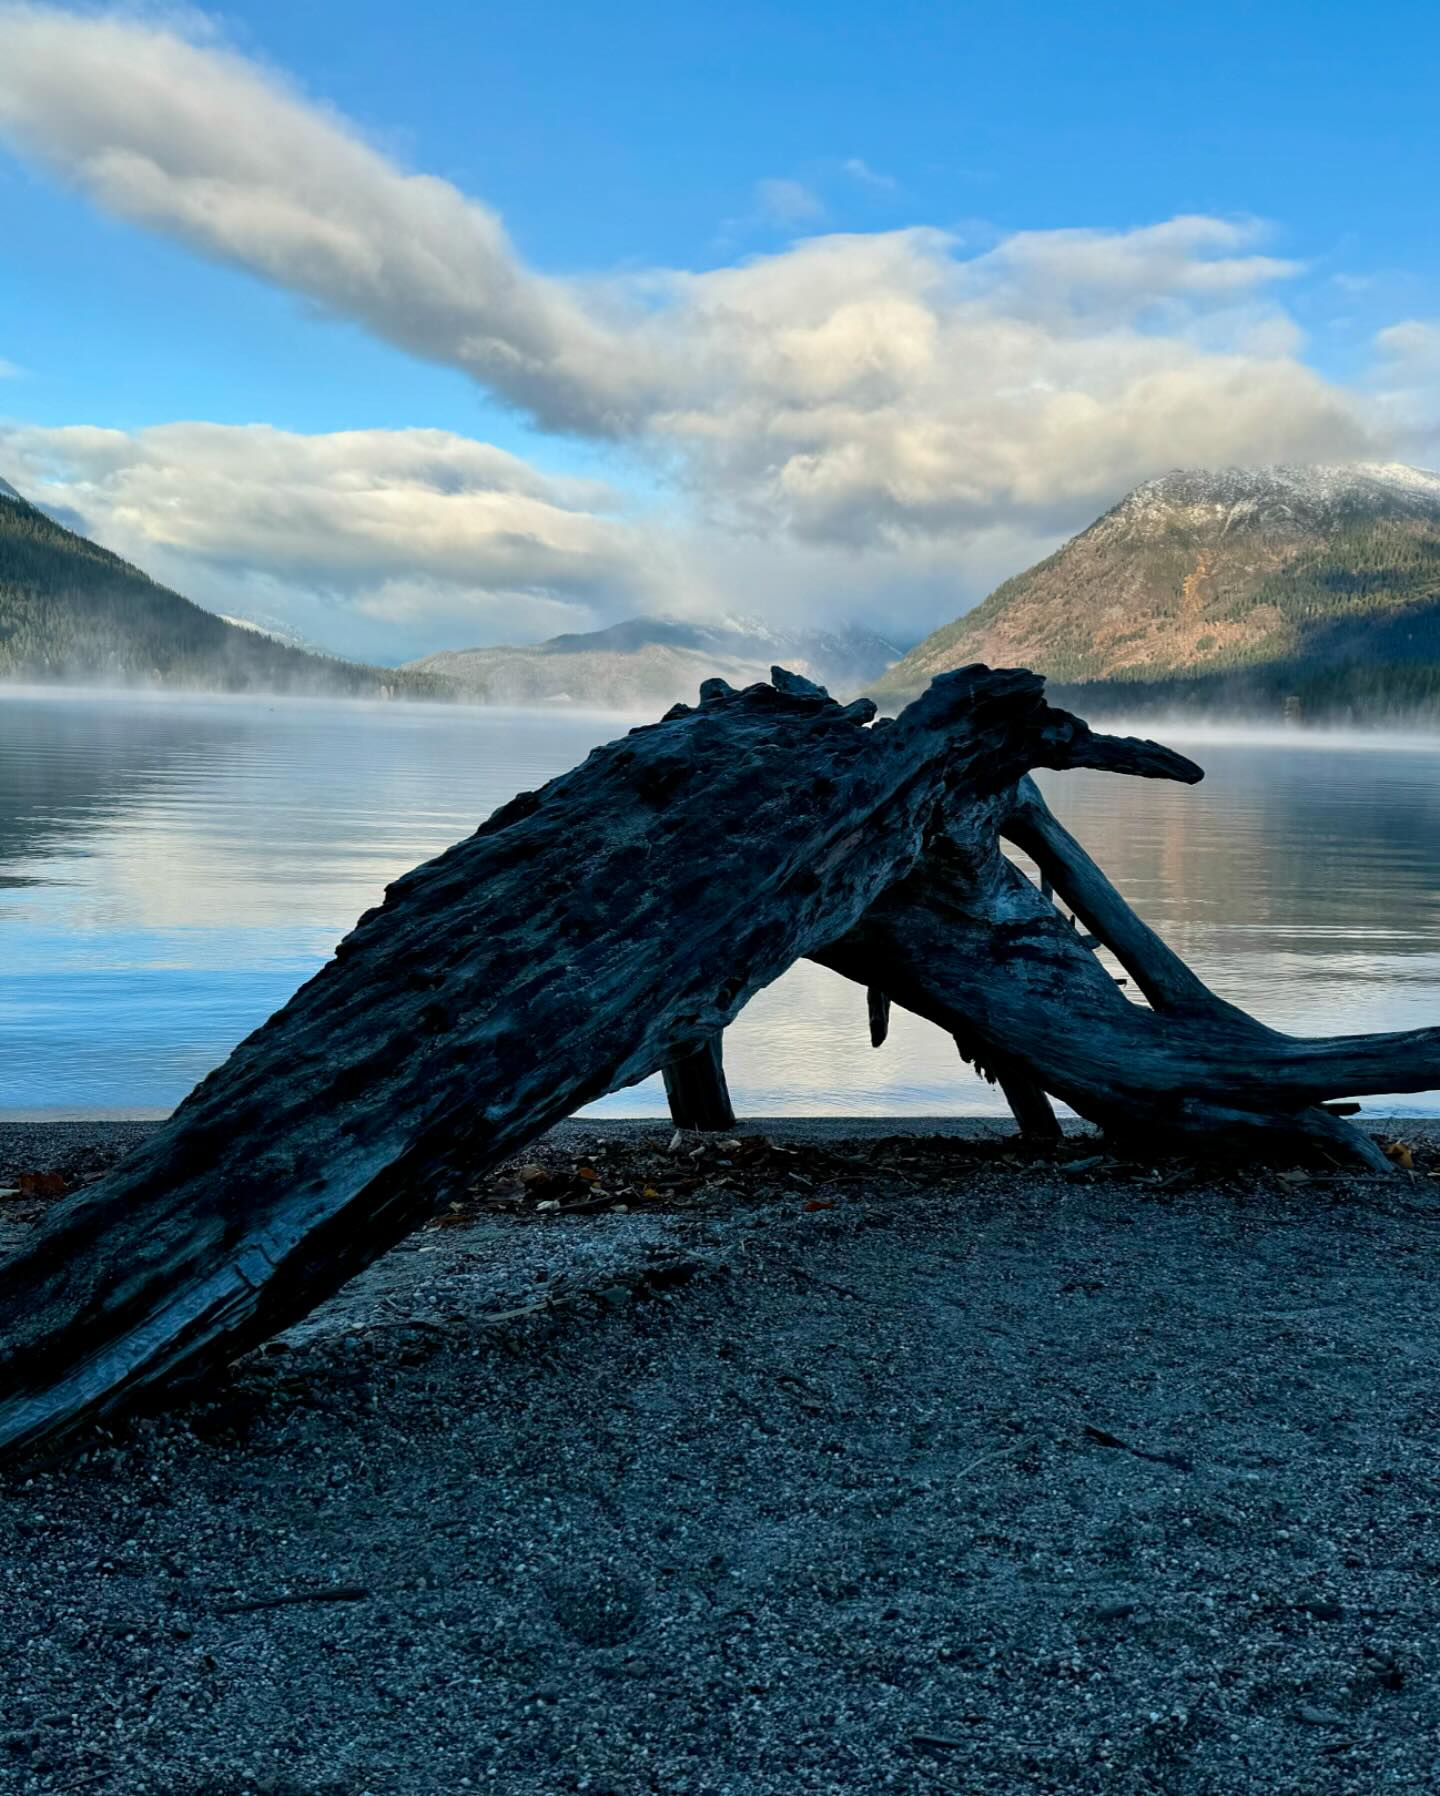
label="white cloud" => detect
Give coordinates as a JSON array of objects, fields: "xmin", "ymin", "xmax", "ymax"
[
  {"xmin": 753, "ymin": 177, "xmax": 825, "ymax": 225},
  {"xmin": 0, "ymin": 5, "xmax": 650, "ymax": 433},
  {"xmin": 0, "ymin": 6, "xmax": 1424, "ymax": 651},
  {"xmin": 1370, "ymin": 319, "xmax": 1440, "ymax": 463},
  {"xmin": 1375, "ymin": 319, "xmax": 1440, "ymax": 368},
  {"xmin": 0, "ymin": 422, "xmax": 670, "ymax": 659},
  {"xmin": 646, "ymin": 223, "xmax": 1371, "ymax": 547},
  {"xmin": 841, "ymin": 157, "xmax": 897, "ymax": 192}
]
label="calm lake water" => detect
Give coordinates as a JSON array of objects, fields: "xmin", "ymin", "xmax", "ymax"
[{"xmin": 2, "ymin": 687, "xmax": 1438, "ymax": 1120}]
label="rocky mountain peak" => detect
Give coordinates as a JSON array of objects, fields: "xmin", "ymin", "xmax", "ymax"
[{"xmin": 1092, "ymin": 462, "xmax": 1440, "ymax": 545}]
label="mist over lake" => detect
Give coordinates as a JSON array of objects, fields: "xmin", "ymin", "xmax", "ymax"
[{"xmin": 2, "ymin": 686, "xmax": 1438, "ymax": 1121}]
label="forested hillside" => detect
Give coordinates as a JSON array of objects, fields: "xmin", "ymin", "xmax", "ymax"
[
  {"xmin": 873, "ymin": 463, "xmax": 1440, "ymax": 721},
  {"xmin": 0, "ymin": 488, "xmax": 440, "ymax": 697}
]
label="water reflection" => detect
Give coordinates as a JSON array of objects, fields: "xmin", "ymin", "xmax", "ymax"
[{"xmin": 1, "ymin": 689, "xmax": 1436, "ymax": 1118}]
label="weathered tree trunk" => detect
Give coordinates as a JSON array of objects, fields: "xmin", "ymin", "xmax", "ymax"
[
  {"xmin": 980, "ymin": 1050, "xmax": 1062, "ymax": 1143},
  {"xmin": 815, "ymin": 774, "xmax": 1440, "ymax": 1170},
  {"xmin": 662, "ymin": 1033, "xmax": 735, "ymax": 1131},
  {"xmin": 0, "ymin": 667, "xmax": 1194, "ymax": 1457},
  {"xmin": 0, "ymin": 665, "xmax": 1435, "ymax": 1460}
]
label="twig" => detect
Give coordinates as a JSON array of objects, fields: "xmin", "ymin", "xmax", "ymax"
[
  {"xmin": 216, "ymin": 1583, "xmax": 369, "ymax": 1615},
  {"xmin": 954, "ymin": 1438, "xmax": 1027, "ymax": 1480},
  {"xmin": 1083, "ymin": 1423, "xmax": 1192, "ymax": 1473}
]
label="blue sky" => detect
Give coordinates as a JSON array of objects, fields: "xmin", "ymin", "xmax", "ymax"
[{"xmin": 0, "ymin": 0, "xmax": 1436, "ymax": 661}]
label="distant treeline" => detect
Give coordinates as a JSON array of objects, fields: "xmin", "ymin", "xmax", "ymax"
[
  {"xmin": 0, "ymin": 494, "xmax": 447, "ymax": 699},
  {"xmin": 1046, "ymin": 658, "xmax": 1440, "ymax": 728}
]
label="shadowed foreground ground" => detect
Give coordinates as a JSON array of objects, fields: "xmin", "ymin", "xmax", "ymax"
[{"xmin": 1, "ymin": 1118, "xmax": 1438, "ymax": 1795}]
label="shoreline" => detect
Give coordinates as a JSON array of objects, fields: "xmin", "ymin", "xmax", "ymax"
[
  {"xmin": 5, "ymin": 1112, "xmax": 1440, "ymax": 1190},
  {"xmin": 6, "ymin": 1109, "xmax": 1438, "ymax": 1142},
  {"xmin": 6, "ymin": 678, "xmax": 1440, "ymax": 739},
  {"xmin": 0, "ymin": 1113, "xmax": 1039, "ymax": 1153}
]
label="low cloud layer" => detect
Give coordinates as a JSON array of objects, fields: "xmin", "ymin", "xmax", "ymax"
[
  {"xmin": 0, "ymin": 5, "xmax": 1425, "ymax": 658},
  {"xmin": 1, "ymin": 423, "xmax": 668, "ymax": 660}
]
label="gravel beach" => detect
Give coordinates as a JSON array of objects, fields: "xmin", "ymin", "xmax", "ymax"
[{"xmin": 2, "ymin": 1117, "xmax": 1439, "ymax": 1795}]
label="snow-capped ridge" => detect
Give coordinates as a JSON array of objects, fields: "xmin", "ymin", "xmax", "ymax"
[{"xmin": 1096, "ymin": 462, "xmax": 1440, "ymax": 542}]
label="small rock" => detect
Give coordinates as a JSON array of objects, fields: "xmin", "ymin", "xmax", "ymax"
[{"xmin": 1299, "ymin": 1595, "xmax": 1344, "ymax": 1621}]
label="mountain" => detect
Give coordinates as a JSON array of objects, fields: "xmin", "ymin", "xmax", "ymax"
[
  {"xmin": 0, "ymin": 479, "xmax": 897, "ymax": 708},
  {"xmin": 0, "ymin": 483, "xmax": 443, "ymax": 698},
  {"xmin": 873, "ymin": 463, "xmax": 1440, "ymax": 718},
  {"xmin": 406, "ymin": 615, "xmax": 902, "ymax": 707}
]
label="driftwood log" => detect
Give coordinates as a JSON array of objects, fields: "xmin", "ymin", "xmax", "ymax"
[{"xmin": 1, "ymin": 665, "xmax": 1436, "ymax": 1459}]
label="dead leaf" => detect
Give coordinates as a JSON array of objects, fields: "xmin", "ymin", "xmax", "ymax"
[
  {"xmin": 1384, "ymin": 1142, "xmax": 1415, "ymax": 1170},
  {"xmin": 17, "ymin": 1171, "xmax": 69, "ymax": 1199}
]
